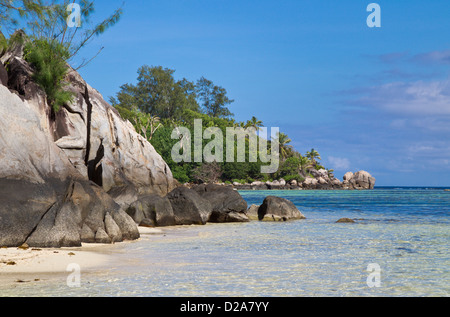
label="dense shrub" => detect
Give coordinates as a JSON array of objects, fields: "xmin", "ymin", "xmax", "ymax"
[
  {"xmin": 24, "ymin": 39, "xmax": 73, "ymax": 112},
  {"xmin": 283, "ymin": 174, "xmax": 304, "ymax": 183}
]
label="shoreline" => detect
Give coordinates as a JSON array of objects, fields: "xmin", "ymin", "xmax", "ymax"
[
  {"xmin": 0, "ymin": 193, "xmax": 447, "ymax": 297},
  {"xmin": 0, "ymin": 244, "xmax": 114, "ymax": 287},
  {"xmin": 0, "ymin": 227, "xmax": 177, "ymax": 288},
  {"xmin": 1, "ymin": 187, "xmax": 447, "ymax": 293}
]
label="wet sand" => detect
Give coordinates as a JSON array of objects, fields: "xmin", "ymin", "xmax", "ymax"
[{"xmin": 0, "ymin": 227, "xmax": 170, "ymax": 288}]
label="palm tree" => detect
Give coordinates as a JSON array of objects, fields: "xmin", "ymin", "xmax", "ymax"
[
  {"xmin": 299, "ymin": 155, "xmax": 313, "ymax": 176},
  {"xmin": 275, "ymin": 132, "xmax": 293, "ymax": 161},
  {"xmin": 244, "ymin": 116, "xmax": 263, "ymax": 132},
  {"xmin": 236, "ymin": 121, "xmax": 246, "ymax": 128},
  {"xmin": 327, "ymin": 168, "xmax": 335, "ymax": 178},
  {"xmin": 148, "ymin": 114, "xmax": 162, "ymax": 140},
  {"xmin": 132, "ymin": 111, "xmax": 163, "ymax": 140},
  {"xmin": 306, "ymin": 148, "xmax": 321, "ymax": 167}
]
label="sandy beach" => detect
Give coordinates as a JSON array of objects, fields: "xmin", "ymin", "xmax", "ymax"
[
  {"xmin": 0, "ymin": 244, "xmax": 113, "ymax": 286},
  {"xmin": 0, "ymin": 227, "xmax": 169, "ymax": 289}
]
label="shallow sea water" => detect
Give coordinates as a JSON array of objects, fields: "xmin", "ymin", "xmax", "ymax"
[{"xmin": 1, "ymin": 188, "xmax": 449, "ymax": 297}]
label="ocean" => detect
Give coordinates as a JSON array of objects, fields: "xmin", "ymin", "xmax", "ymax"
[{"xmin": 2, "ymin": 187, "xmax": 449, "ymax": 297}]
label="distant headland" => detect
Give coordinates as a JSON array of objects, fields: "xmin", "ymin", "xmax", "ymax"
[{"xmin": 186, "ymin": 170, "xmax": 376, "ymax": 191}]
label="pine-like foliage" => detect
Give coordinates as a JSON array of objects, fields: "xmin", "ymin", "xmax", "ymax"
[{"xmin": 24, "ymin": 39, "xmax": 73, "ymax": 112}]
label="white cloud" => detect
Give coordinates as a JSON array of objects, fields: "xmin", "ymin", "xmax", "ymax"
[
  {"xmin": 359, "ymin": 79, "xmax": 450, "ymax": 116},
  {"xmin": 348, "ymin": 49, "xmax": 450, "ymax": 117},
  {"xmin": 327, "ymin": 156, "xmax": 350, "ymax": 171}
]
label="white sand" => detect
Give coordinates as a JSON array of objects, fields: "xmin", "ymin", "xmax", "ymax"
[
  {"xmin": 1, "ymin": 247, "xmax": 108, "ymax": 273},
  {"xmin": 0, "ymin": 226, "xmax": 173, "ymax": 286},
  {"xmin": 137, "ymin": 227, "xmax": 164, "ymax": 234},
  {"xmin": 0, "ymin": 243, "xmax": 119, "ymax": 287}
]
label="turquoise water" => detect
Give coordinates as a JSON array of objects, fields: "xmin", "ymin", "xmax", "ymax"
[{"xmin": 2, "ymin": 188, "xmax": 449, "ymax": 297}]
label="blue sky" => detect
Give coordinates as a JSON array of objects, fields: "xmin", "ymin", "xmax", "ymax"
[{"xmin": 75, "ymin": 0, "xmax": 450, "ymax": 186}]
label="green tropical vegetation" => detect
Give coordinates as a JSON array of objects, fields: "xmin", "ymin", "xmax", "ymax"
[
  {"xmin": 24, "ymin": 38, "xmax": 73, "ymax": 111},
  {"xmin": 112, "ymin": 65, "xmax": 328, "ymax": 184}
]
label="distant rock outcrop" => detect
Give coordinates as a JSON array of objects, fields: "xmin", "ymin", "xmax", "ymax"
[
  {"xmin": 0, "ymin": 30, "xmax": 176, "ymax": 247},
  {"xmin": 231, "ymin": 169, "xmax": 376, "ymax": 191},
  {"xmin": 342, "ymin": 171, "xmax": 376, "ymax": 190}
]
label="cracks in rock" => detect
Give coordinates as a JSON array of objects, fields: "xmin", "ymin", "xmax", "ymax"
[
  {"xmin": 82, "ymin": 85, "xmax": 104, "ymax": 187},
  {"xmin": 82, "ymin": 85, "xmax": 93, "ymax": 167},
  {"xmin": 107, "ymin": 108, "xmax": 120, "ymax": 150},
  {"xmin": 62, "ymin": 94, "xmax": 86, "ymax": 123},
  {"xmin": 63, "ymin": 180, "xmax": 75, "ymax": 203},
  {"xmin": 87, "ymin": 139, "xmax": 104, "ymax": 187},
  {"xmin": 22, "ymin": 200, "xmax": 58, "ymax": 246}
]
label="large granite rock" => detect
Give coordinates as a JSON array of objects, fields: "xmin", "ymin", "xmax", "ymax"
[
  {"xmin": 61, "ymin": 66, "xmax": 175, "ymax": 198},
  {"xmin": 342, "ymin": 170, "xmax": 376, "ymax": 190},
  {"xmin": 0, "ymin": 31, "xmax": 175, "ymax": 247},
  {"xmin": 257, "ymin": 196, "xmax": 306, "ymax": 221},
  {"xmin": 353, "ymin": 171, "xmax": 376, "ymax": 190},
  {"xmin": 192, "ymin": 184, "xmax": 249, "ymax": 223},
  {"xmin": 343, "ymin": 172, "xmax": 354, "ymax": 181},
  {"xmin": 126, "ymin": 194, "xmax": 176, "ymax": 227},
  {"xmin": 0, "ymin": 177, "xmax": 139, "ymax": 248},
  {"xmin": 167, "ymin": 187, "xmax": 213, "ymax": 225},
  {"xmin": 24, "ymin": 180, "xmax": 139, "ymax": 247},
  {"xmin": 0, "ymin": 84, "xmax": 74, "ymax": 183},
  {"xmin": 0, "ymin": 81, "xmax": 139, "ymax": 247},
  {"xmin": 2, "ymin": 30, "xmax": 175, "ymax": 197}
]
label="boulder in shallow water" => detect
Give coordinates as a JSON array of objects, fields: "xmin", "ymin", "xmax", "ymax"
[
  {"xmin": 257, "ymin": 196, "xmax": 306, "ymax": 221},
  {"xmin": 336, "ymin": 218, "xmax": 356, "ymax": 223},
  {"xmin": 192, "ymin": 184, "xmax": 249, "ymax": 223},
  {"xmin": 126, "ymin": 194, "xmax": 176, "ymax": 227},
  {"xmin": 167, "ymin": 187, "xmax": 212, "ymax": 225},
  {"xmin": 246, "ymin": 204, "xmax": 260, "ymax": 220}
]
